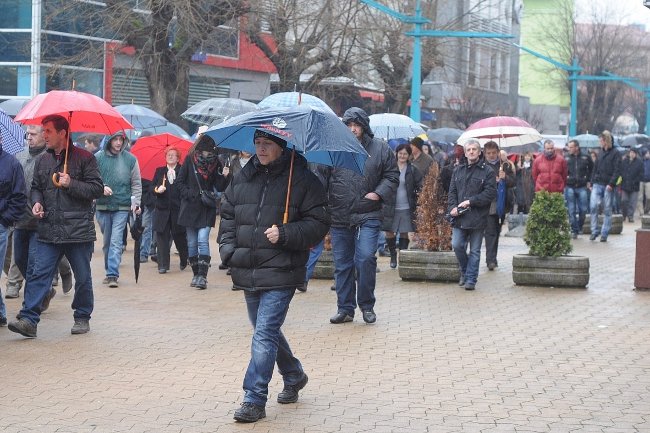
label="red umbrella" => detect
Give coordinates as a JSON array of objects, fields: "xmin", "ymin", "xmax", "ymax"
[
  {"xmin": 131, "ymin": 133, "xmax": 193, "ymax": 181},
  {"xmin": 15, "ymin": 90, "xmax": 133, "ymax": 133},
  {"xmin": 457, "ymin": 116, "xmax": 542, "ymax": 148},
  {"xmin": 15, "ymin": 90, "xmax": 133, "ymax": 187}
]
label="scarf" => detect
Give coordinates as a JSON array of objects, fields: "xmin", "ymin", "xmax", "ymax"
[{"xmin": 192, "ymin": 152, "xmax": 219, "ymax": 179}]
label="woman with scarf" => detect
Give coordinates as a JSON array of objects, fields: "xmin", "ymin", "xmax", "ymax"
[
  {"xmin": 152, "ymin": 147, "xmax": 189, "ymax": 274},
  {"xmin": 176, "ymin": 136, "xmax": 229, "ymax": 289}
]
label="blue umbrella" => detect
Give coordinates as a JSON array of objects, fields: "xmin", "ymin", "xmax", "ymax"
[
  {"xmin": 204, "ymin": 105, "xmax": 368, "ymax": 175},
  {"xmin": 115, "ymin": 104, "xmax": 167, "ymax": 129},
  {"xmin": 0, "ymin": 107, "xmax": 25, "ymax": 155},
  {"xmin": 258, "ymin": 92, "xmax": 336, "ymax": 115}
]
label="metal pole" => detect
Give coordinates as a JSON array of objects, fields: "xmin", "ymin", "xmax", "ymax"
[
  {"xmin": 646, "ymin": 89, "xmax": 650, "ymax": 135},
  {"xmin": 569, "ymin": 58, "xmax": 579, "ymax": 136},
  {"xmin": 409, "ymin": 0, "xmax": 422, "ymax": 122}
]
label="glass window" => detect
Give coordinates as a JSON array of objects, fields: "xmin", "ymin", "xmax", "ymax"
[
  {"xmin": 42, "ymin": 0, "xmax": 117, "ymax": 39},
  {"xmin": 0, "ymin": 66, "xmax": 18, "ymax": 96},
  {"xmin": 41, "ymin": 33, "xmax": 104, "ymax": 68},
  {"xmin": 0, "ymin": 0, "xmax": 31, "ymax": 29},
  {"xmin": 41, "ymin": 66, "xmax": 103, "ymax": 97},
  {"xmin": 202, "ymin": 26, "xmax": 239, "ymax": 59},
  {"xmin": 0, "ymin": 33, "xmax": 31, "ymax": 62}
]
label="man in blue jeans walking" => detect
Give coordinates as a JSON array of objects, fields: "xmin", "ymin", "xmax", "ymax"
[
  {"xmin": 220, "ymin": 130, "xmax": 329, "ymax": 423},
  {"xmin": 8, "ymin": 114, "xmax": 103, "ymax": 338},
  {"xmin": 448, "ymin": 139, "xmax": 496, "ymax": 290},
  {"xmin": 564, "ymin": 139, "xmax": 593, "ymax": 238},
  {"xmin": 0, "ymin": 138, "xmax": 27, "ymax": 326},
  {"xmin": 589, "ymin": 131, "xmax": 621, "ymax": 242},
  {"xmin": 320, "ymin": 107, "xmax": 398, "ymax": 324}
]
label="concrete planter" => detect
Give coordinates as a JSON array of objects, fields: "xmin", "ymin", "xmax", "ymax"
[
  {"xmin": 512, "ymin": 254, "xmax": 589, "ymax": 288},
  {"xmin": 398, "ymin": 249, "xmax": 460, "ymax": 282},
  {"xmin": 582, "ymin": 214, "xmax": 623, "ymax": 235},
  {"xmin": 642, "ymin": 215, "xmax": 650, "ymax": 230},
  {"xmin": 311, "ymin": 250, "xmax": 334, "ymax": 280}
]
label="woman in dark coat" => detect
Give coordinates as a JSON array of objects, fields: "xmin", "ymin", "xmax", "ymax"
[
  {"xmin": 152, "ymin": 147, "xmax": 188, "ymax": 274},
  {"xmin": 176, "ymin": 135, "xmax": 229, "ymax": 289},
  {"xmin": 382, "ymin": 143, "xmax": 423, "ymax": 269}
]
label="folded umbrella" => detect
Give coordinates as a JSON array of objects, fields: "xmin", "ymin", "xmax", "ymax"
[{"xmin": 130, "ymin": 212, "xmax": 144, "ymax": 283}]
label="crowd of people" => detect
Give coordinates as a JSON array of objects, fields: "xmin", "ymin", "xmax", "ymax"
[{"xmin": 1, "ymin": 108, "xmax": 649, "ymax": 423}]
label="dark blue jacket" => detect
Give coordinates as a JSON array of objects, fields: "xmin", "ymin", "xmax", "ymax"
[{"xmin": 0, "ymin": 149, "xmax": 27, "ymax": 227}]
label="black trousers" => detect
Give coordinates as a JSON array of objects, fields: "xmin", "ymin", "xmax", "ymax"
[
  {"xmin": 155, "ymin": 221, "xmax": 188, "ymax": 271},
  {"xmin": 483, "ymin": 214, "xmax": 502, "ymax": 265}
]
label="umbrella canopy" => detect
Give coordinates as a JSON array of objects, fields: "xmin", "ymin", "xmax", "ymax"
[
  {"xmin": 0, "ymin": 107, "xmax": 25, "ymax": 155},
  {"xmin": 458, "ymin": 116, "xmax": 542, "ymax": 148},
  {"xmin": 131, "ymin": 133, "xmax": 193, "ymax": 181},
  {"xmin": 15, "ymin": 90, "xmax": 133, "ymax": 133},
  {"xmin": 369, "ymin": 113, "xmax": 426, "ymax": 141},
  {"xmin": 0, "ymin": 99, "xmax": 29, "ymax": 117},
  {"xmin": 115, "ymin": 104, "xmax": 167, "ymax": 129},
  {"xmin": 620, "ymin": 133, "xmax": 650, "ymax": 148},
  {"xmin": 181, "ymin": 98, "xmax": 259, "ymax": 126},
  {"xmin": 427, "ymin": 127, "xmax": 464, "ymax": 143},
  {"xmin": 257, "ymin": 92, "xmax": 336, "ymax": 115},
  {"xmin": 204, "ymin": 105, "xmax": 368, "ymax": 175},
  {"xmin": 569, "ymin": 133, "xmax": 600, "ymax": 149}
]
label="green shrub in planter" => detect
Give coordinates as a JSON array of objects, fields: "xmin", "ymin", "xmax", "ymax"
[{"xmin": 524, "ymin": 191, "xmax": 572, "ymax": 257}]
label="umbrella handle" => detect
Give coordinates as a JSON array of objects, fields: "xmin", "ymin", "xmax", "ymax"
[
  {"xmin": 52, "ymin": 112, "xmax": 71, "ymax": 188},
  {"xmin": 283, "ymin": 149, "xmax": 296, "ymax": 224}
]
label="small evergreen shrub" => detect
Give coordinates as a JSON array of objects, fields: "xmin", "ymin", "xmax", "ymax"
[{"xmin": 524, "ymin": 190, "xmax": 572, "ymax": 257}]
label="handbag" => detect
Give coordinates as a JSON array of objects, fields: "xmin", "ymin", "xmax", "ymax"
[{"xmin": 192, "ymin": 164, "xmax": 219, "ymax": 209}]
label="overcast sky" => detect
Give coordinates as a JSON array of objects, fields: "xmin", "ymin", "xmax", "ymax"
[{"xmin": 575, "ymin": 0, "xmax": 650, "ymax": 27}]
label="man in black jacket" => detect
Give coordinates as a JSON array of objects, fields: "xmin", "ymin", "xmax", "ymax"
[
  {"xmin": 8, "ymin": 115, "xmax": 104, "ymax": 338},
  {"xmin": 621, "ymin": 148, "xmax": 644, "ymax": 222},
  {"xmin": 589, "ymin": 131, "xmax": 621, "ymax": 242},
  {"xmin": 220, "ymin": 129, "xmax": 330, "ymax": 423},
  {"xmin": 448, "ymin": 139, "xmax": 497, "ymax": 290},
  {"xmin": 320, "ymin": 107, "xmax": 399, "ymax": 325},
  {"xmin": 565, "ymin": 139, "xmax": 593, "ymax": 238}
]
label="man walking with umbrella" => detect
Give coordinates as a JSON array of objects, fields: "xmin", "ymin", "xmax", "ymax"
[
  {"xmin": 220, "ymin": 129, "xmax": 330, "ymax": 422},
  {"xmin": 8, "ymin": 114, "xmax": 103, "ymax": 337}
]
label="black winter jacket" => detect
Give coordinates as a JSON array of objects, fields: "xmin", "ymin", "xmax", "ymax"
[
  {"xmin": 591, "ymin": 147, "xmax": 621, "ymax": 187},
  {"xmin": 621, "ymin": 157, "xmax": 643, "ymax": 192},
  {"xmin": 0, "ymin": 149, "xmax": 27, "ymax": 228},
  {"xmin": 382, "ymin": 162, "xmax": 423, "ymax": 231},
  {"xmin": 219, "ymin": 152, "xmax": 330, "ymax": 291},
  {"xmin": 31, "ymin": 144, "xmax": 104, "ymax": 243},
  {"xmin": 176, "ymin": 154, "xmax": 229, "ymax": 229},
  {"xmin": 152, "ymin": 165, "xmax": 185, "ymax": 233},
  {"xmin": 321, "ymin": 107, "xmax": 399, "ymax": 227},
  {"xmin": 447, "ymin": 160, "xmax": 496, "ymax": 230},
  {"xmin": 566, "ymin": 153, "xmax": 594, "ymax": 188}
]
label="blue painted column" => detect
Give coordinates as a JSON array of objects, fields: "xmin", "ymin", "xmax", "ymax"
[
  {"xmin": 569, "ymin": 58, "xmax": 579, "ymax": 137},
  {"xmin": 409, "ymin": 0, "xmax": 422, "ymax": 122}
]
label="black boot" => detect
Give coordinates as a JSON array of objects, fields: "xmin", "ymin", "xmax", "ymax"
[
  {"xmin": 195, "ymin": 255, "xmax": 211, "ymax": 290},
  {"xmin": 386, "ymin": 237, "xmax": 397, "ymax": 269},
  {"xmin": 188, "ymin": 256, "xmax": 199, "ymax": 288},
  {"xmin": 398, "ymin": 237, "xmax": 410, "ymax": 251}
]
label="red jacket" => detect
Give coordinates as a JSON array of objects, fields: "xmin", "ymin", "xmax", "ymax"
[{"xmin": 532, "ymin": 153, "xmax": 568, "ymax": 193}]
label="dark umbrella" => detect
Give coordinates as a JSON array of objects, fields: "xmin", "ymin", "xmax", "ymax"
[
  {"xmin": 130, "ymin": 212, "xmax": 144, "ymax": 283},
  {"xmin": 115, "ymin": 104, "xmax": 167, "ymax": 129},
  {"xmin": 0, "ymin": 107, "xmax": 25, "ymax": 155},
  {"xmin": 181, "ymin": 97, "xmax": 259, "ymax": 126},
  {"xmin": 0, "ymin": 99, "xmax": 29, "ymax": 117},
  {"xmin": 620, "ymin": 133, "xmax": 650, "ymax": 148},
  {"xmin": 427, "ymin": 127, "xmax": 464, "ymax": 143}
]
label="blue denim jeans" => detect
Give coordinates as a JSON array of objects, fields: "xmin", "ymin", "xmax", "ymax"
[
  {"xmin": 330, "ymin": 219, "xmax": 380, "ymax": 316},
  {"xmin": 243, "ymin": 288, "xmax": 303, "ymax": 407},
  {"xmin": 565, "ymin": 186, "xmax": 589, "ymax": 235},
  {"xmin": 139, "ymin": 206, "xmax": 153, "ymax": 260},
  {"xmin": 452, "ymin": 227, "xmax": 484, "ymax": 286},
  {"xmin": 185, "ymin": 226, "xmax": 211, "ymax": 257},
  {"xmin": 19, "ymin": 240, "xmax": 94, "ymax": 325},
  {"xmin": 13, "ymin": 228, "xmax": 38, "ymax": 281},
  {"xmin": 305, "ymin": 238, "xmax": 325, "ymax": 282},
  {"xmin": 590, "ymin": 184, "xmax": 614, "ymax": 237},
  {"xmin": 96, "ymin": 210, "xmax": 130, "ymax": 278},
  {"xmin": 0, "ymin": 223, "xmax": 9, "ymax": 318}
]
